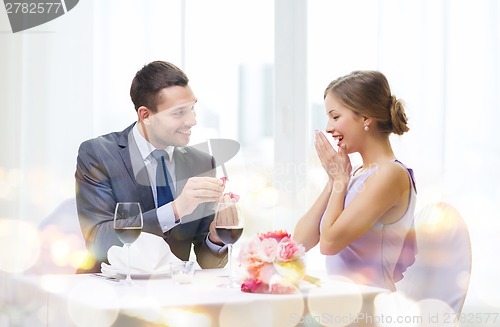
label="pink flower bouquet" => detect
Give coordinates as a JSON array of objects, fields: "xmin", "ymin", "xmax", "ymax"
[{"xmin": 239, "ymin": 230, "xmax": 307, "ymax": 294}]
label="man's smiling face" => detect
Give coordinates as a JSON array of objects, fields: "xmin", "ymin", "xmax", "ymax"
[{"xmin": 145, "ymin": 85, "xmax": 198, "ymax": 148}]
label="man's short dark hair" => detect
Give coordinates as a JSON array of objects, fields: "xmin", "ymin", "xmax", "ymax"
[{"xmin": 130, "ymin": 61, "xmax": 189, "ymax": 112}]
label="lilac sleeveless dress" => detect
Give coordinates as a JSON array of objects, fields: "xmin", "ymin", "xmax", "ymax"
[{"xmin": 323, "ymin": 160, "xmax": 417, "ymax": 291}]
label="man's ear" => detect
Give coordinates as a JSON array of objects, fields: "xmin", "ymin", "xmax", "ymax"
[{"xmin": 137, "ymin": 106, "xmax": 150, "ymax": 123}]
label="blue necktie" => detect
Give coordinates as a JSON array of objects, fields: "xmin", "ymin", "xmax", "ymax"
[{"xmin": 152, "ymin": 150, "xmax": 174, "ymax": 207}]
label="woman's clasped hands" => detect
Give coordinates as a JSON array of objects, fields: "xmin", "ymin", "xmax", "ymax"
[{"xmin": 314, "ymin": 130, "xmax": 352, "ymax": 188}]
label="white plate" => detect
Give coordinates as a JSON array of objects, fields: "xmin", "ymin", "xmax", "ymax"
[{"xmin": 101, "ymin": 263, "xmax": 171, "ymax": 279}]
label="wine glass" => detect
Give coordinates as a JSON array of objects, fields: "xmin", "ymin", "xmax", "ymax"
[
  {"xmin": 215, "ymin": 201, "xmax": 244, "ymax": 288},
  {"xmin": 114, "ymin": 202, "xmax": 143, "ymax": 285}
]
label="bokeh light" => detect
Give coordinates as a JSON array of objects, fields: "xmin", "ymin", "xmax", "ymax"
[
  {"xmin": 6, "ymin": 168, "xmax": 24, "ymax": 187},
  {"xmin": 417, "ymin": 298, "xmax": 455, "ymax": 327},
  {"xmin": 256, "ymin": 185, "xmax": 279, "ymax": 208},
  {"xmin": 0, "ymin": 219, "xmax": 41, "ymax": 273},
  {"xmin": 373, "ymin": 292, "xmax": 420, "ymax": 327},
  {"xmin": 307, "ymin": 276, "xmax": 363, "ymax": 327},
  {"xmin": 40, "ymin": 274, "xmax": 71, "ymax": 294},
  {"xmin": 219, "ymin": 296, "xmax": 304, "ymax": 327},
  {"xmin": 51, "ymin": 239, "xmax": 71, "ymax": 266},
  {"xmin": 118, "ymin": 293, "xmax": 163, "ymax": 325},
  {"xmin": 159, "ymin": 308, "xmax": 211, "ymax": 327},
  {"xmin": 66, "ymin": 279, "xmax": 119, "ymax": 327},
  {"xmin": 373, "ymin": 295, "xmax": 456, "ymax": 327},
  {"xmin": 33, "ymin": 223, "xmax": 92, "ymax": 274}
]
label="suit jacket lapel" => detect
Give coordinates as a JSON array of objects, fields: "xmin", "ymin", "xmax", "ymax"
[
  {"xmin": 118, "ymin": 124, "xmax": 155, "ymax": 211},
  {"xmin": 173, "ymin": 147, "xmax": 189, "ymax": 198}
]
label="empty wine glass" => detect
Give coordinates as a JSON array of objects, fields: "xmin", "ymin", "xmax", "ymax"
[
  {"xmin": 114, "ymin": 202, "xmax": 143, "ymax": 285},
  {"xmin": 215, "ymin": 201, "xmax": 244, "ymax": 288}
]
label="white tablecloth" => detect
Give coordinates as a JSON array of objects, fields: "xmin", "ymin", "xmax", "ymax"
[{"xmin": 3, "ymin": 269, "xmax": 387, "ymax": 327}]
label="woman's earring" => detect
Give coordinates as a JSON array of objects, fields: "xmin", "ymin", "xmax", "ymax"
[{"xmin": 364, "ymin": 125, "xmax": 370, "ymax": 132}]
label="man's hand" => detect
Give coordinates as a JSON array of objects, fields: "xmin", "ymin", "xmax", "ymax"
[
  {"xmin": 173, "ymin": 177, "xmax": 224, "ymax": 219},
  {"xmin": 208, "ymin": 219, "xmax": 224, "ymax": 245}
]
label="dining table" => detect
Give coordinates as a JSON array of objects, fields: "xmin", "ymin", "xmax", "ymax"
[{"xmin": 2, "ymin": 269, "xmax": 388, "ymax": 327}]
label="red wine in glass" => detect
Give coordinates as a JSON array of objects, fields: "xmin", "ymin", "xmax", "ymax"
[
  {"xmin": 215, "ymin": 227, "xmax": 243, "ymax": 245},
  {"xmin": 215, "ymin": 201, "xmax": 243, "ymax": 288}
]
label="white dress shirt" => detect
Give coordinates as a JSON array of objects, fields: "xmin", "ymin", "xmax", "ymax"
[{"xmin": 133, "ymin": 124, "xmax": 179, "ymax": 233}]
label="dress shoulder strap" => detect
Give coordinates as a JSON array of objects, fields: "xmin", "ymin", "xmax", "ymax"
[{"xmin": 394, "ymin": 159, "xmax": 417, "ymax": 194}]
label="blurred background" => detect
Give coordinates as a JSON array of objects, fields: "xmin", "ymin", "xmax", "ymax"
[{"xmin": 1, "ymin": 0, "xmax": 499, "ymax": 323}]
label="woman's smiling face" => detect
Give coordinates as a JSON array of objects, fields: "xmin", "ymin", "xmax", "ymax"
[{"xmin": 324, "ymin": 92, "xmax": 365, "ymax": 153}]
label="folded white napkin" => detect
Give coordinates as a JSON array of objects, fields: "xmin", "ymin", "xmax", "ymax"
[{"xmin": 101, "ymin": 232, "xmax": 181, "ymax": 276}]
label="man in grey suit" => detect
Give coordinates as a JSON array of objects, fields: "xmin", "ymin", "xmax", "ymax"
[{"xmin": 75, "ymin": 61, "xmax": 229, "ymax": 272}]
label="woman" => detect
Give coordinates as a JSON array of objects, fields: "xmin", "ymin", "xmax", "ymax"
[{"xmin": 293, "ymin": 70, "xmax": 417, "ymax": 291}]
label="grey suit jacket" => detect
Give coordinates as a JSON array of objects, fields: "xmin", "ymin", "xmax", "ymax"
[{"xmin": 75, "ymin": 123, "xmax": 227, "ymax": 272}]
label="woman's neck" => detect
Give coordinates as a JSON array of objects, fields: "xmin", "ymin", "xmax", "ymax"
[{"xmin": 359, "ymin": 136, "xmax": 395, "ymax": 168}]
